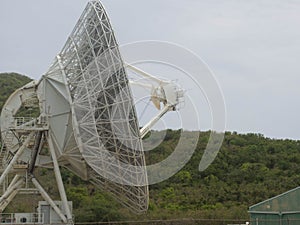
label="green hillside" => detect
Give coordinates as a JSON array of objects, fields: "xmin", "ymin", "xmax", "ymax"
[
  {"xmin": 0, "ymin": 72, "xmax": 32, "ymax": 111},
  {"xmin": 1, "ymin": 73, "xmax": 300, "ymax": 223},
  {"xmin": 62, "ymin": 131, "xmax": 300, "ymax": 222}
]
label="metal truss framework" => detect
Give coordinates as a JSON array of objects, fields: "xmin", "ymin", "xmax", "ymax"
[
  {"xmin": 41, "ymin": 0, "xmax": 149, "ymax": 212},
  {"xmin": 0, "ymin": 0, "xmax": 184, "ymax": 221}
]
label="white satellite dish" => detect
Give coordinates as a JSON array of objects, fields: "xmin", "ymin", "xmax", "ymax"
[{"xmin": 0, "ymin": 1, "xmax": 183, "ymax": 224}]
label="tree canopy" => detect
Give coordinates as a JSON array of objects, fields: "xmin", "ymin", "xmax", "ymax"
[
  {"xmin": 1, "ymin": 72, "xmax": 300, "ymax": 223},
  {"xmin": 0, "ymin": 72, "xmax": 32, "ymax": 111}
]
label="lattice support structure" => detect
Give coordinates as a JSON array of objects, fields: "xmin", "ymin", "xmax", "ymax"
[
  {"xmin": 0, "ymin": 0, "xmax": 184, "ymax": 218},
  {"xmin": 38, "ymin": 0, "xmax": 149, "ymax": 213}
]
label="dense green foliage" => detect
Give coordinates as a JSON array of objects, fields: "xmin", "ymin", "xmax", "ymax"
[
  {"xmin": 59, "ymin": 131, "xmax": 300, "ymax": 222},
  {"xmin": 1, "ymin": 73, "xmax": 300, "ymax": 223},
  {"xmin": 0, "ymin": 73, "xmax": 32, "ymax": 111},
  {"xmin": 131, "ymin": 130, "xmax": 300, "ymax": 221}
]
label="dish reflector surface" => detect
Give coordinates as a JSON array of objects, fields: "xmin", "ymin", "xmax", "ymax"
[{"xmin": 42, "ymin": 0, "xmax": 148, "ymax": 212}]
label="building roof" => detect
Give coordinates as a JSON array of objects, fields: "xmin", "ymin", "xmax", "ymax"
[{"xmin": 249, "ymin": 186, "xmax": 300, "ymax": 213}]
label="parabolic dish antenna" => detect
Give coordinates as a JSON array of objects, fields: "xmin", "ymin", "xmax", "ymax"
[
  {"xmin": 38, "ymin": 0, "xmax": 148, "ymax": 212},
  {"xmin": 0, "ymin": 1, "xmax": 184, "ymax": 224}
]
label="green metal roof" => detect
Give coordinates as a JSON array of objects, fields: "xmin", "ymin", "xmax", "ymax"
[{"xmin": 249, "ymin": 186, "xmax": 300, "ymax": 213}]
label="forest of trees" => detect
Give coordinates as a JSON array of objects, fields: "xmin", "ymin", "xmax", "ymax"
[
  {"xmin": 0, "ymin": 72, "xmax": 31, "ymax": 110},
  {"xmin": 1, "ymin": 72, "xmax": 300, "ymax": 223}
]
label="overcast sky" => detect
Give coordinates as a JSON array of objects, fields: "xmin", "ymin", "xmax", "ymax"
[{"xmin": 1, "ymin": 0, "xmax": 300, "ymax": 140}]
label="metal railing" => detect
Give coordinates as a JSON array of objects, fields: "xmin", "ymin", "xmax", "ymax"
[
  {"xmin": 12, "ymin": 117, "xmax": 48, "ymax": 130},
  {"xmin": 14, "ymin": 117, "xmax": 37, "ymax": 128},
  {"xmin": 0, "ymin": 213, "xmax": 43, "ymax": 224}
]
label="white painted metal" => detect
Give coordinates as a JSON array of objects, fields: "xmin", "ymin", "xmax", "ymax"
[
  {"xmin": 127, "ymin": 66, "xmax": 184, "ymax": 136},
  {"xmin": 31, "ymin": 178, "xmax": 68, "ymax": 224},
  {"xmin": 36, "ymin": 0, "xmax": 150, "ymax": 212},
  {"xmin": 0, "ymin": 189, "xmax": 19, "ymax": 212},
  {"xmin": 0, "ymin": 175, "xmax": 24, "ymax": 211},
  {"xmin": 0, "ymin": 0, "xmax": 184, "ymax": 217},
  {"xmin": 0, "ymin": 81, "xmax": 37, "ymax": 155},
  {"xmin": 140, "ymin": 105, "xmax": 171, "ymax": 138},
  {"xmin": 0, "ymin": 175, "xmax": 21, "ymax": 204},
  {"xmin": 0, "ymin": 81, "xmax": 37, "ymax": 130},
  {"xmin": 5, "ymin": 174, "xmax": 20, "ymax": 192},
  {"xmin": 126, "ymin": 64, "xmax": 169, "ymax": 85},
  {"xmin": 0, "ymin": 133, "xmax": 34, "ymax": 186},
  {"xmin": 47, "ymin": 135, "xmax": 73, "ymax": 223}
]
